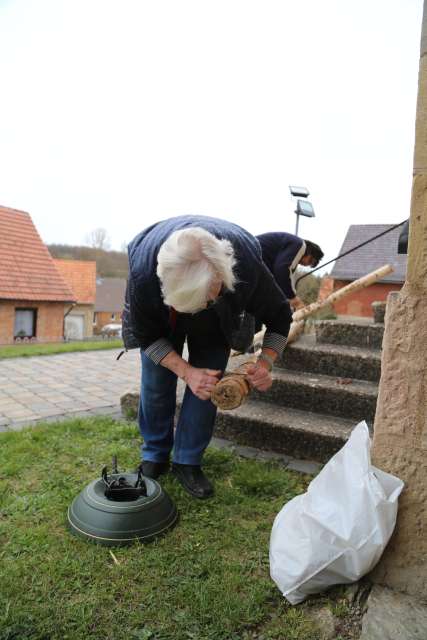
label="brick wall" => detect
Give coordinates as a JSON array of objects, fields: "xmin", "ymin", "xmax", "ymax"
[
  {"xmin": 94, "ymin": 311, "xmax": 123, "ymax": 332},
  {"xmin": 0, "ymin": 302, "xmax": 14, "ymax": 344},
  {"xmin": 0, "ymin": 300, "xmax": 67, "ymax": 344},
  {"xmin": 331, "ymin": 280, "xmax": 402, "ymax": 318},
  {"xmin": 318, "ymin": 276, "xmax": 335, "ymax": 301}
]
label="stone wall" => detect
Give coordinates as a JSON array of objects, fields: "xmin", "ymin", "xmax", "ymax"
[
  {"xmin": 371, "ymin": 290, "xmax": 427, "ymax": 598},
  {"xmin": 369, "ymin": 0, "xmax": 427, "ymax": 601}
]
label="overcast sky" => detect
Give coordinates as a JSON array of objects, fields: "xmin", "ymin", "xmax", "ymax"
[{"xmin": 0, "ymin": 0, "xmax": 423, "ymax": 265}]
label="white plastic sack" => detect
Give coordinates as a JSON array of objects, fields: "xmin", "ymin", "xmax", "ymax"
[{"xmin": 269, "ymin": 421, "xmax": 404, "ymax": 605}]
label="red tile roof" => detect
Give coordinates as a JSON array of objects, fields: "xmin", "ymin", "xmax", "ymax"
[
  {"xmin": 53, "ymin": 259, "xmax": 96, "ymax": 304},
  {"xmin": 0, "ymin": 206, "xmax": 75, "ymax": 302}
]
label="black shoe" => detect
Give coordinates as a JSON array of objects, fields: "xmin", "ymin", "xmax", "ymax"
[
  {"xmin": 171, "ymin": 463, "xmax": 214, "ymax": 499},
  {"xmin": 140, "ymin": 460, "xmax": 169, "ymax": 479}
]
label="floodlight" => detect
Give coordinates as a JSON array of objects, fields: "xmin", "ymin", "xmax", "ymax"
[
  {"xmin": 295, "ymin": 199, "xmax": 315, "ymax": 218},
  {"xmin": 289, "ymin": 185, "xmax": 310, "ymax": 198}
]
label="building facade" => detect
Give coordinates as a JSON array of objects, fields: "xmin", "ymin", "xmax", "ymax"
[
  {"xmin": 53, "ymin": 259, "xmax": 97, "ymax": 340},
  {"xmin": 94, "ymin": 277, "xmax": 126, "ymax": 332},
  {"xmin": 0, "ymin": 206, "xmax": 75, "ymax": 344},
  {"xmin": 328, "ymin": 224, "xmax": 407, "ymax": 318}
]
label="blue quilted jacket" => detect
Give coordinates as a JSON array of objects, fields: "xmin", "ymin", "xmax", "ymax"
[{"xmin": 122, "ymin": 215, "xmax": 292, "ymax": 352}]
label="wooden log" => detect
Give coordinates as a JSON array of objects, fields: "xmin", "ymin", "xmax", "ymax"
[
  {"xmin": 287, "ymin": 319, "xmax": 305, "ymax": 344},
  {"xmin": 242, "ymin": 264, "xmax": 394, "ymax": 355},
  {"xmin": 292, "ymin": 264, "xmax": 394, "ymax": 322},
  {"xmin": 211, "ymin": 361, "xmax": 253, "ymax": 410}
]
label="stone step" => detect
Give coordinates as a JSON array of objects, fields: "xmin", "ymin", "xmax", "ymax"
[
  {"xmin": 252, "ymin": 368, "xmax": 378, "ymax": 423},
  {"xmin": 279, "ymin": 335, "xmax": 382, "ymax": 383},
  {"xmin": 315, "ymin": 319, "xmax": 384, "ymax": 349},
  {"xmin": 120, "ymin": 390, "xmax": 361, "ymax": 464},
  {"xmin": 213, "ymin": 399, "xmax": 362, "ymax": 464}
]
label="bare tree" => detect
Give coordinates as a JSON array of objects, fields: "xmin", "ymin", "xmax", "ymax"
[{"xmin": 85, "ymin": 228, "xmax": 111, "ymax": 250}]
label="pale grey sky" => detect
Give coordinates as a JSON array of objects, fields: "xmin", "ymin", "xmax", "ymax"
[{"xmin": 0, "ymin": 0, "xmax": 423, "ymax": 265}]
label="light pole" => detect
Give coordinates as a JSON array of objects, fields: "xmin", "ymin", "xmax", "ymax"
[{"xmin": 289, "ymin": 185, "xmax": 315, "ymax": 235}]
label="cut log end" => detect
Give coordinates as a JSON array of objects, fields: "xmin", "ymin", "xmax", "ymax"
[{"xmin": 210, "ymin": 364, "xmax": 252, "ymax": 410}]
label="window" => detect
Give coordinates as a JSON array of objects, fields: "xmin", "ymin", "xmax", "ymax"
[
  {"xmin": 14, "ymin": 308, "xmax": 37, "ymax": 339},
  {"xmin": 111, "ymin": 313, "xmax": 115, "ymax": 320},
  {"xmin": 93, "ymin": 312, "xmax": 97, "ymax": 324}
]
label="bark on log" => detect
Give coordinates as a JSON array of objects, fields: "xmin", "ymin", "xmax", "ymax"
[
  {"xmin": 292, "ymin": 264, "xmax": 394, "ymax": 322},
  {"xmin": 287, "ymin": 319, "xmax": 305, "ymax": 344}
]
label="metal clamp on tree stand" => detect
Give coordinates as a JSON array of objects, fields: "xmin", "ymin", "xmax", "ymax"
[{"xmin": 102, "ymin": 460, "xmax": 147, "ymax": 501}]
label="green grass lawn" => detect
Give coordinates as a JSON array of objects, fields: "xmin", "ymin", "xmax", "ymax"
[
  {"xmin": 0, "ymin": 417, "xmax": 357, "ymax": 640},
  {"xmin": 0, "ymin": 339, "xmax": 123, "ymax": 359}
]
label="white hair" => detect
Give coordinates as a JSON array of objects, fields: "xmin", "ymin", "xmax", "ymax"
[{"xmin": 157, "ymin": 227, "xmax": 236, "ymax": 313}]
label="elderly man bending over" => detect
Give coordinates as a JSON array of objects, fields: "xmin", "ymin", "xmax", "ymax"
[{"xmin": 122, "ymin": 215, "xmax": 292, "ymax": 499}]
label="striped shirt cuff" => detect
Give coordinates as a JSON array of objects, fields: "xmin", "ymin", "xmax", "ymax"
[
  {"xmin": 145, "ymin": 338, "xmax": 174, "ymax": 365},
  {"xmin": 262, "ymin": 331, "xmax": 287, "ymax": 357}
]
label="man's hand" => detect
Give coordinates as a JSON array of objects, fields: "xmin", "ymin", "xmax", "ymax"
[
  {"xmin": 289, "ymin": 295, "xmax": 305, "ymax": 311},
  {"xmin": 160, "ymin": 351, "xmax": 222, "ymax": 400},
  {"xmin": 183, "ymin": 366, "xmax": 222, "ymax": 401},
  {"xmin": 245, "ymin": 360, "xmax": 273, "ymax": 392}
]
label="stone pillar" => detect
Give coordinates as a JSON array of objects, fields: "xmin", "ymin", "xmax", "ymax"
[{"xmin": 371, "ymin": 1, "xmax": 427, "ymax": 600}]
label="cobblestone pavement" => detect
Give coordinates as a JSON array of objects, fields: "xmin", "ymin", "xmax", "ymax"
[
  {"xmin": 0, "ymin": 349, "xmax": 140, "ymax": 431},
  {"xmin": 0, "ymin": 349, "xmax": 322, "ymax": 476}
]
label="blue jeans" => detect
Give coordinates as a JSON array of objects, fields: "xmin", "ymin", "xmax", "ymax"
[{"xmin": 138, "ymin": 313, "xmax": 230, "ymax": 465}]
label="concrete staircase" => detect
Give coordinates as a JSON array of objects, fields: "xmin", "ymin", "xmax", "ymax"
[
  {"xmin": 120, "ymin": 319, "xmax": 385, "ymax": 464},
  {"xmin": 213, "ymin": 319, "xmax": 384, "ymax": 463}
]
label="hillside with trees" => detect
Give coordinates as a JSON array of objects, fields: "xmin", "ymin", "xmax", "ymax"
[
  {"xmin": 48, "ymin": 227, "xmax": 129, "ymax": 277},
  {"xmin": 295, "ymin": 270, "xmax": 321, "ymax": 304},
  {"xmin": 48, "ymin": 244, "xmax": 128, "ymax": 278}
]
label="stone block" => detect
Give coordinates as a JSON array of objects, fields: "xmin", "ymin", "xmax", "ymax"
[
  {"xmin": 213, "ymin": 399, "xmax": 354, "ymax": 463},
  {"xmin": 315, "ymin": 319, "xmax": 384, "ymax": 349},
  {"xmin": 252, "ymin": 369, "xmax": 378, "ymax": 423},
  {"xmin": 120, "ymin": 390, "xmax": 139, "ymax": 419},
  {"xmin": 286, "ymin": 458, "xmax": 322, "ymax": 474},
  {"xmin": 372, "ymin": 300, "xmax": 387, "ymax": 324},
  {"xmin": 360, "ymin": 586, "xmax": 427, "ymax": 640},
  {"xmin": 280, "ymin": 338, "xmax": 382, "ymax": 382},
  {"xmin": 306, "ymin": 607, "xmax": 336, "ymax": 640},
  {"xmin": 372, "ymin": 290, "xmax": 427, "ymax": 598}
]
